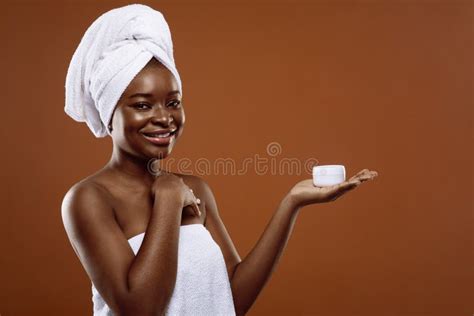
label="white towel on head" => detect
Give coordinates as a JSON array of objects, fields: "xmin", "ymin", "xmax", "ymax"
[{"xmin": 64, "ymin": 3, "xmax": 182, "ymax": 138}]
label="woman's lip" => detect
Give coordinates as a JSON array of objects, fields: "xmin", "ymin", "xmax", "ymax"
[{"xmin": 142, "ymin": 132, "xmax": 176, "ymax": 146}]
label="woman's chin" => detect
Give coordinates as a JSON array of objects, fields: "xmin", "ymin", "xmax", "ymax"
[
  {"xmin": 147, "ymin": 145, "xmax": 174, "ymax": 159},
  {"xmin": 129, "ymin": 136, "xmax": 178, "ymax": 160}
]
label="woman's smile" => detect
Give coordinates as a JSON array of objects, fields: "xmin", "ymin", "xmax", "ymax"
[{"xmin": 142, "ymin": 128, "xmax": 178, "ymax": 146}]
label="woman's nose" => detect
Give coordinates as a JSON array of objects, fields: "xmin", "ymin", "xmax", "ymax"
[{"xmin": 150, "ymin": 105, "xmax": 173, "ymax": 125}]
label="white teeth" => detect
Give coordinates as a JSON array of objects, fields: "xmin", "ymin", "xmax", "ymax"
[
  {"xmin": 152, "ymin": 132, "xmax": 170, "ymax": 138},
  {"xmin": 144, "ymin": 131, "xmax": 176, "ymax": 138}
]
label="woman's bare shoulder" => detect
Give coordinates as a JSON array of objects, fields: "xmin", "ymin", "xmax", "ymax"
[
  {"xmin": 62, "ymin": 170, "xmax": 114, "ymax": 213},
  {"xmin": 67, "ymin": 177, "xmax": 108, "ymax": 197}
]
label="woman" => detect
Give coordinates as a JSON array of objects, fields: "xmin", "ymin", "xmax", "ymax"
[{"xmin": 61, "ymin": 4, "xmax": 378, "ymax": 316}]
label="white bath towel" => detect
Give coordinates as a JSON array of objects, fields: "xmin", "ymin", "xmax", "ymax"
[
  {"xmin": 92, "ymin": 224, "xmax": 236, "ymax": 315},
  {"xmin": 64, "ymin": 4, "xmax": 182, "ymax": 138}
]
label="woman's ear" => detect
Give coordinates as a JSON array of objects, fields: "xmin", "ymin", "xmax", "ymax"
[{"xmin": 108, "ymin": 112, "xmax": 114, "ymax": 132}]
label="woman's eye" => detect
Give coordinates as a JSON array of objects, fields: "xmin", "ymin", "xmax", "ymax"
[
  {"xmin": 133, "ymin": 103, "xmax": 150, "ymax": 110},
  {"xmin": 133, "ymin": 101, "xmax": 181, "ymax": 110},
  {"xmin": 168, "ymin": 100, "xmax": 181, "ymax": 108}
]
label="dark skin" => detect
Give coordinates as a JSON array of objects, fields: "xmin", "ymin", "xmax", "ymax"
[{"xmin": 61, "ymin": 57, "xmax": 378, "ymax": 316}]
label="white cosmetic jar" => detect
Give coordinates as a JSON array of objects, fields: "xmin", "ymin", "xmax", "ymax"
[{"xmin": 312, "ymin": 165, "xmax": 346, "ymax": 187}]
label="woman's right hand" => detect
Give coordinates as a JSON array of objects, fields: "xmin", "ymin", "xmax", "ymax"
[{"xmin": 150, "ymin": 171, "xmax": 201, "ymax": 217}]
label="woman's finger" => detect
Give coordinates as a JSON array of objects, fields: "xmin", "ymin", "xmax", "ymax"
[
  {"xmin": 358, "ymin": 170, "xmax": 378, "ymax": 182},
  {"xmin": 345, "ymin": 170, "xmax": 377, "ymax": 187},
  {"xmin": 351, "ymin": 169, "xmax": 378, "ymax": 182},
  {"xmin": 348, "ymin": 169, "xmax": 369, "ymax": 182},
  {"xmin": 194, "ymin": 202, "xmax": 201, "ymax": 217},
  {"xmin": 340, "ymin": 180, "xmax": 358, "ymax": 189}
]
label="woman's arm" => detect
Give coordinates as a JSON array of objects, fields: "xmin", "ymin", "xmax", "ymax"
[
  {"xmin": 61, "ymin": 182, "xmax": 183, "ymax": 315},
  {"xmin": 230, "ymin": 194, "xmax": 299, "ymax": 316},
  {"xmin": 61, "ymin": 173, "xmax": 199, "ymax": 316},
  {"xmin": 199, "ymin": 169, "xmax": 378, "ymax": 316}
]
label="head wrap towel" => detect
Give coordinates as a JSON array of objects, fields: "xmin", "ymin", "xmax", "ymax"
[{"xmin": 64, "ymin": 4, "xmax": 182, "ymax": 138}]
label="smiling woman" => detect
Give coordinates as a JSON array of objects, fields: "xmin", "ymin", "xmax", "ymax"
[
  {"xmin": 107, "ymin": 58, "xmax": 185, "ymax": 158},
  {"xmin": 61, "ymin": 3, "xmax": 378, "ymax": 316},
  {"xmin": 61, "ymin": 4, "xmax": 238, "ymax": 316}
]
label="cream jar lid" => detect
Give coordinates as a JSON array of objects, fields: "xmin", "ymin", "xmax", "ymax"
[{"xmin": 312, "ymin": 165, "xmax": 346, "ymax": 176}]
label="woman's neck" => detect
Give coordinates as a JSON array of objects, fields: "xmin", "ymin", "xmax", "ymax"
[{"xmin": 105, "ymin": 148, "xmax": 158, "ymax": 187}]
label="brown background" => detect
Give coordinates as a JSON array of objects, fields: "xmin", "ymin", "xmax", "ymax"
[{"xmin": 0, "ymin": 0, "xmax": 472, "ymax": 315}]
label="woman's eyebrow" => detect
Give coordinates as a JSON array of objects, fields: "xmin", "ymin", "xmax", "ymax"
[{"xmin": 128, "ymin": 90, "xmax": 181, "ymax": 99}]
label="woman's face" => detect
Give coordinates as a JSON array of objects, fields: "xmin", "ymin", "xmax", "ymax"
[{"xmin": 109, "ymin": 58, "xmax": 185, "ymax": 160}]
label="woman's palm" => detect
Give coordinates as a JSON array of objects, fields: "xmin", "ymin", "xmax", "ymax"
[{"xmin": 290, "ymin": 169, "xmax": 378, "ymax": 207}]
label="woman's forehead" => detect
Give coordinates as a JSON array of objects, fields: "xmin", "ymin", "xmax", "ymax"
[{"xmin": 123, "ymin": 64, "xmax": 180, "ymax": 98}]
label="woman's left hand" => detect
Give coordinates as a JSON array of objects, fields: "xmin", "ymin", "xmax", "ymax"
[{"xmin": 288, "ymin": 169, "xmax": 378, "ymax": 208}]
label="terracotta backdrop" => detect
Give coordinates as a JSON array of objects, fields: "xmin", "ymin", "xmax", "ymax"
[{"xmin": 1, "ymin": 1, "xmax": 472, "ymax": 315}]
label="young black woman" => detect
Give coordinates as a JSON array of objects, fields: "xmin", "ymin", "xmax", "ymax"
[{"xmin": 61, "ymin": 4, "xmax": 378, "ymax": 316}]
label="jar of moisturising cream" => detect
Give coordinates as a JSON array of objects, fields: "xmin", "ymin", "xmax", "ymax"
[{"xmin": 312, "ymin": 165, "xmax": 346, "ymax": 187}]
